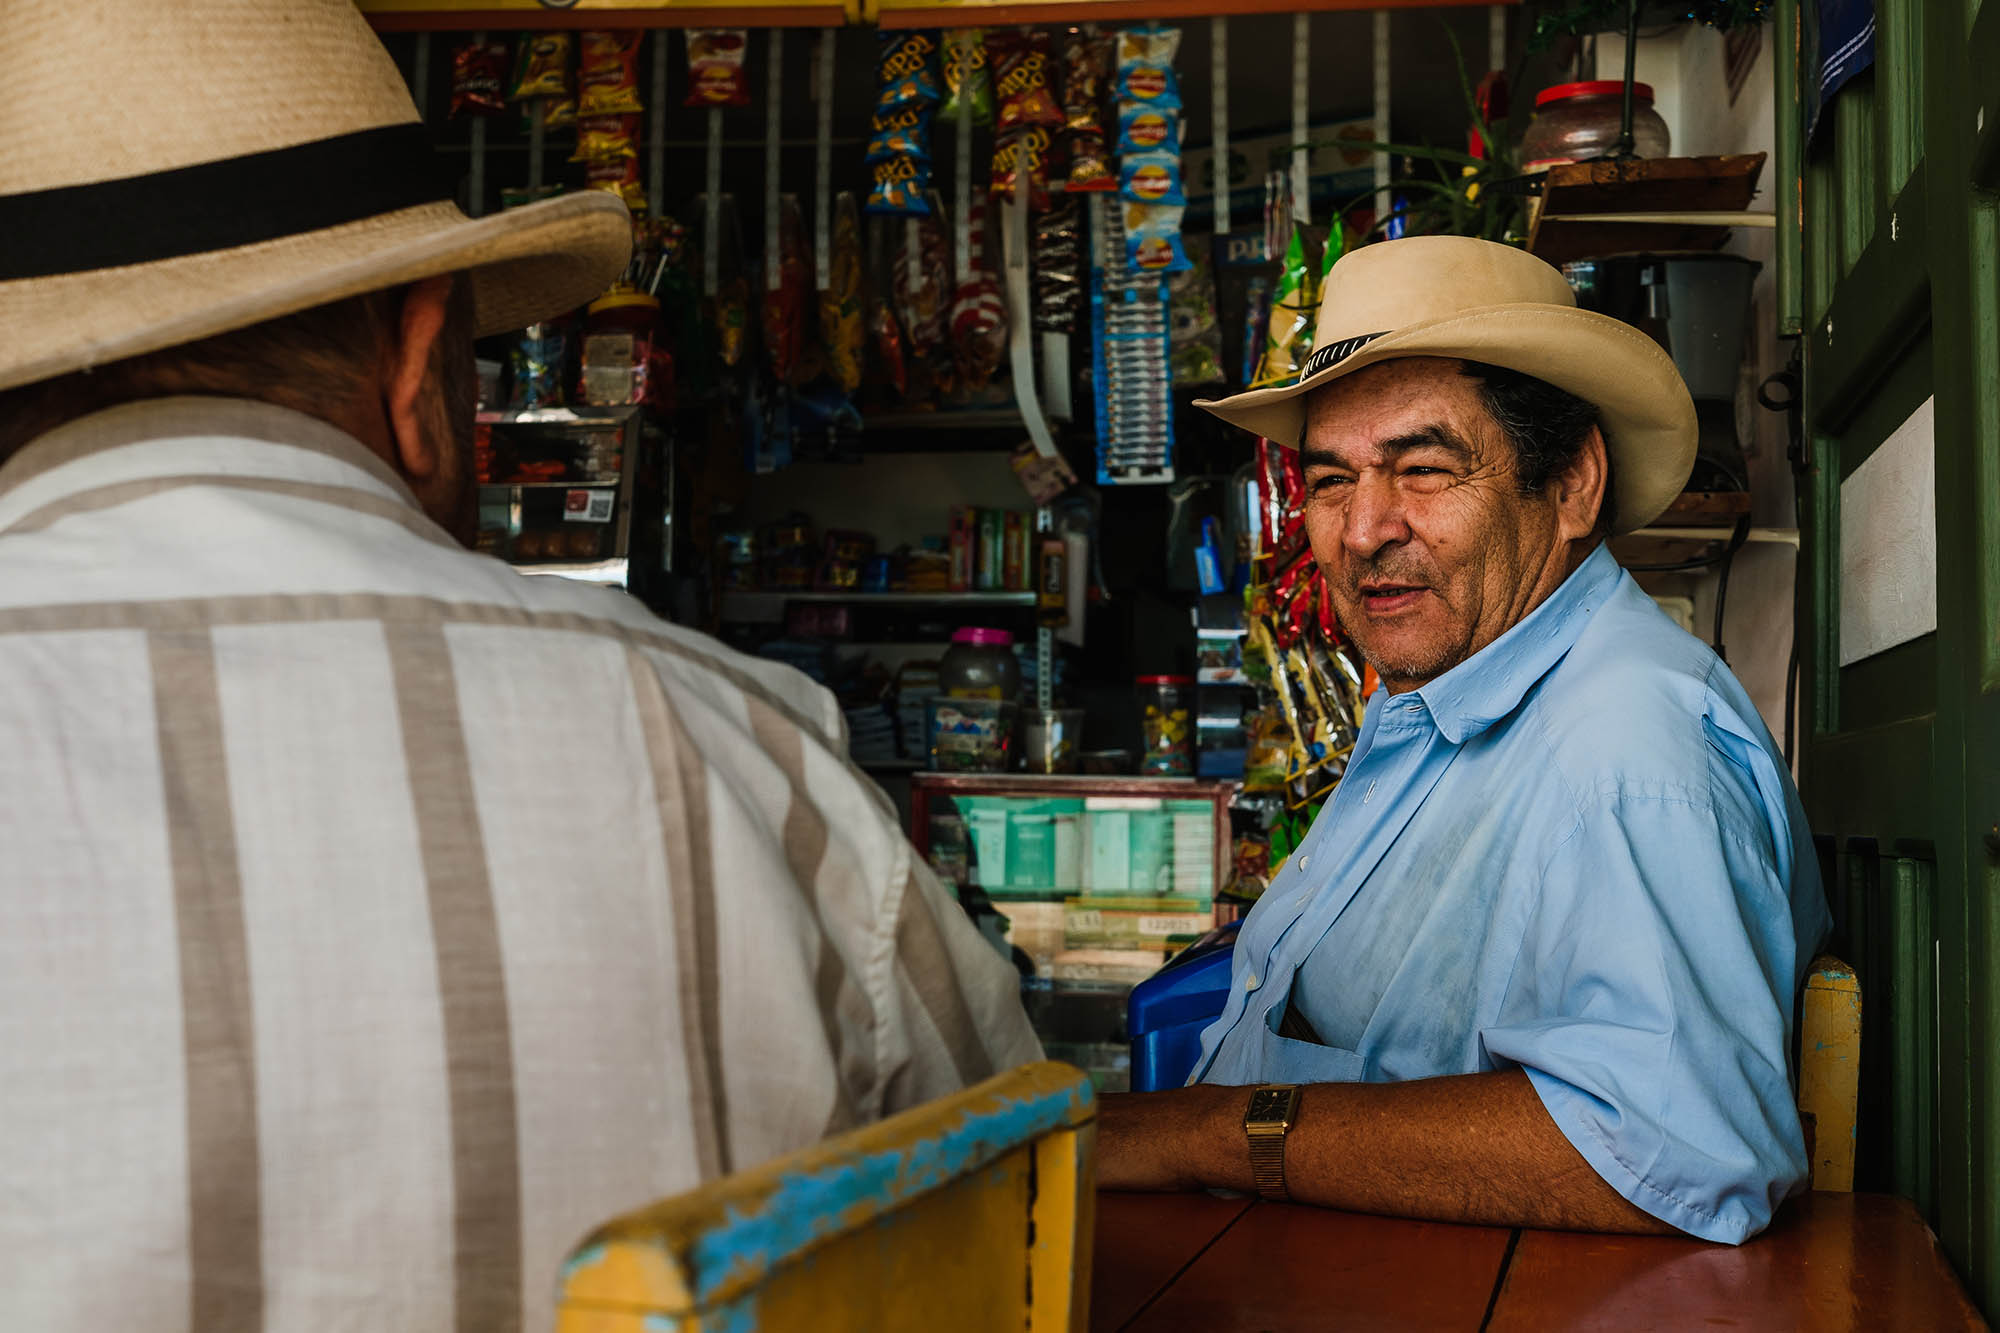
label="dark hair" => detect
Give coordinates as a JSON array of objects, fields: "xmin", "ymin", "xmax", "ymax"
[
  {"xmin": 0, "ymin": 287, "xmax": 410, "ymax": 462},
  {"xmin": 1460, "ymin": 359, "xmax": 1616, "ymax": 538}
]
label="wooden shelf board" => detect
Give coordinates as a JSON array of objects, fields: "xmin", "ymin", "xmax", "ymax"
[
  {"xmin": 1527, "ymin": 154, "xmax": 1768, "ymax": 264},
  {"xmin": 873, "ymin": 0, "xmax": 1511, "ymax": 26},
  {"xmin": 364, "ymin": 4, "xmax": 849, "ymax": 29}
]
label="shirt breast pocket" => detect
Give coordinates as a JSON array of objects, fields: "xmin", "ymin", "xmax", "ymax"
[{"xmin": 1258, "ymin": 990, "xmax": 1369, "ymax": 1084}]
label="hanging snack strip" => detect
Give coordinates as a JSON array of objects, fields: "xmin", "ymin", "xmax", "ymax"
[
  {"xmin": 820, "ymin": 192, "xmax": 866, "ymax": 393},
  {"xmin": 570, "ymin": 46, "xmax": 646, "ymax": 215},
  {"xmin": 867, "ymin": 31, "xmax": 942, "ymax": 216},
  {"xmin": 1058, "ymin": 28, "xmax": 1116, "ymax": 193},
  {"xmin": 1090, "ymin": 199, "xmax": 1175, "ymax": 485},
  {"xmin": 1114, "ymin": 24, "xmax": 1189, "ymax": 273},
  {"xmin": 949, "ymin": 201, "xmax": 1007, "ymax": 390},
  {"xmin": 1032, "ymin": 199, "xmax": 1083, "ymax": 334},
  {"xmin": 989, "ymin": 30, "xmax": 1061, "ymax": 210}
]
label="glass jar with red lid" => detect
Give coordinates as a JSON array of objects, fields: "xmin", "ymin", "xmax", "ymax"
[{"xmin": 1520, "ymin": 80, "xmax": 1671, "ymax": 171}]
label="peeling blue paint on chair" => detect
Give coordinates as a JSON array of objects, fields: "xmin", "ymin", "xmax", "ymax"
[
  {"xmin": 554, "ymin": 1062, "xmax": 1098, "ymax": 1331},
  {"xmin": 687, "ymin": 1082, "xmax": 1094, "ymax": 1304}
]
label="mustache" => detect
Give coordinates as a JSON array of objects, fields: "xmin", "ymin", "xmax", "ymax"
[{"xmin": 1333, "ymin": 556, "xmax": 1437, "ymax": 595}]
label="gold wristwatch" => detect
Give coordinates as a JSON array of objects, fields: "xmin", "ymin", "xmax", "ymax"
[{"xmin": 1243, "ymin": 1084, "xmax": 1302, "ymax": 1201}]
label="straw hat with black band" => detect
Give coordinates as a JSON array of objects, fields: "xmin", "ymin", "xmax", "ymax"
[
  {"xmin": 0, "ymin": 0, "xmax": 631, "ymax": 396},
  {"xmin": 1195, "ymin": 235, "xmax": 1699, "ymax": 535}
]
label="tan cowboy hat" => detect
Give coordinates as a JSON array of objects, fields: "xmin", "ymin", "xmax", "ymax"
[
  {"xmin": 0, "ymin": 0, "xmax": 632, "ymax": 394},
  {"xmin": 1197, "ymin": 235, "xmax": 1697, "ymax": 534}
]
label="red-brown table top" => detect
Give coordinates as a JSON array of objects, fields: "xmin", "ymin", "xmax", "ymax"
[{"xmin": 1093, "ymin": 1190, "xmax": 1985, "ymax": 1331}]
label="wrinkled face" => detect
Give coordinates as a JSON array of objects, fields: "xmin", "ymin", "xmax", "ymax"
[{"xmin": 1299, "ymin": 358, "xmax": 1576, "ymax": 695}]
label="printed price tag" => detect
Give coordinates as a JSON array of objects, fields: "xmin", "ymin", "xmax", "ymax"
[
  {"xmin": 1139, "ymin": 914, "xmax": 1200, "ymax": 936},
  {"xmin": 564, "ymin": 489, "xmax": 615, "ymax": 523}
]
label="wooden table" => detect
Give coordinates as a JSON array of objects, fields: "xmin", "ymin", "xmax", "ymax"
[{"xmin": 1093, "ymin": 1191, "xmax": 1986, "ymax": 1331}]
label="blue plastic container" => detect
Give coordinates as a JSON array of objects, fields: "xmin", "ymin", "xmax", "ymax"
[{"xmin": 1126, "ymin": 920, "xmax": 1241, "ymax": 1092}]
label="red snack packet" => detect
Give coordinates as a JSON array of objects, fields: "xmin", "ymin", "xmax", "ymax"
[
  {"xmin": 685, "ymin": 29, "xmax": 750, "ymax": 108},
  {"xmin": 990, "ymin": 31, "xmax": 1062, "ymax": 135},
  {"xmin": 762, "ymin": 196, "xmax": 811, "ymax": 385},
  {"xmin": 579, "ymin": 31, "xmax": 644, "ymax": 117},
  {"xmin": 450, "ymin": 39, "xmax": 507, "ymax": 118},
  {"xmin": 991, "ymin": 126, "xmax": 1052, "ymax": 211},
  {"xmin": 870, "ymin": 294, "xmax": 908, "ymax": 396},
  {"xmin": 1063, "ymin": 133, "xmax": 1115, "ymax": 192}
]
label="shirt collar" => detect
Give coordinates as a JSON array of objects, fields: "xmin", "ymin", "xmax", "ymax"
[
  {"xmin": 1404, "ymin": 543, "xmax": 1625, "ymax": 745},
  {"xmin": 0, "ymin": 395, "xmax": 419, "ymax": 512}
]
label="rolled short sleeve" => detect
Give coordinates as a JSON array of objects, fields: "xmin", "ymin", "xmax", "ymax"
[{"xmin": 1479, "ymin": 793, "xmax": 1812, "ymax": 1244}]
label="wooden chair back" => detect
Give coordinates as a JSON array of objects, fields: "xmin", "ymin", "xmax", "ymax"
[
  {"xmin": 1798, "ymin": 954, "xmax": 1861, "ymax": 1192},
  {"xmin": 554, "ymin": 1061, "xmax": 1097, "ymax": 1332}
]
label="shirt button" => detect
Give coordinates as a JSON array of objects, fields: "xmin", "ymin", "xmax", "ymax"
[
  {"xmin": 1298, "ymin": 854, "xmax": 1310, "ymax": 870},
  {"xmin": 1244, "ymin": 973, "xmax": 1260, "ymax": 992}
]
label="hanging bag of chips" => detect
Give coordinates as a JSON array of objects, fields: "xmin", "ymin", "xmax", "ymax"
[
  {"xmin": 1252, "ymin": 226, "xmax": 1316, "ymax": 387},
  {"xmin": 578, "ymin": 30, "xmax": 644, "ymax": 117},
  {"xmin": 939, "ymin": 29, "xmax": 994, "ymax": 125},
  {"xmin": 1059, "ymin": 28, "xmax": 1115, "ymax": 192},
  {"xmin": 867, "ymin": 31, "xmax": 943, "ymax": 216},
  {"xmin": 1115, "ymin": 24, "xmax": 1189, "ymax": 271},
  {"xmin": 820, "ymin": 192, "xmax": 867, "ymax": 393},
  {"xmin": 450, "ymin": 38, "xmax": 508, "ymax": 118},
  {"xmin": 685, "ymin": 29, "xmax": 751, "ymax": 107}
]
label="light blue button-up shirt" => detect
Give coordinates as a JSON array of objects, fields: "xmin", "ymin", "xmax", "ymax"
[{"xmin": 1194, "ymin": 544, "xmax": 1830, "ymax": 1244}]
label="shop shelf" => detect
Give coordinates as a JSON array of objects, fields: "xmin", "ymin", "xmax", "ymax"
[
  {"xmin": 359, "ymin": 0, "xmax": 853, "ymax": 31},
  {"xmin": 868, "ymin": 0, "xmax": 1514, "ymax": 29},
  {"xmin": 478, "ymin": 479, "xmax": 621, "ymax": 489},
  {"xmin": 863, "ymin": 409, "xmax": 1025, "ymax": 431},
  {"xmin": 721, "ymin": 589, "xmax": 1035, "ymax": 619}
]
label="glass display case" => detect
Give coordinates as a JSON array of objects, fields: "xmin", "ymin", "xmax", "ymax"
[
  {"xmin": 475, "ymin": 405, "xmax": 644, "ymax": 588},
  {"xmin": 910, "ymin": 772, "xmax": 1239, "ymax": 1092}
]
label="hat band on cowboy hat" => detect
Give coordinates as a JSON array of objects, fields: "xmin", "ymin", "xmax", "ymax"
[
  {"xmin": 0, "ymin": 125, "xmax": 454, "ymax": 282},
  {"xmin": 1194, "ymin": 235, "xmax": 1699, "ymax": 535}
]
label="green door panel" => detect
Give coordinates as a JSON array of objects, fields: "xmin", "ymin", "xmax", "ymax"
[{"xmin": 1787, "ymin": 0, "xmax": 1998, "ymax": 1312}]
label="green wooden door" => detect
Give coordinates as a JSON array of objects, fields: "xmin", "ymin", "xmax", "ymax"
[{"xmin": 1781, "ymin": 0, "xmax": 1999, "ymax": 1311}]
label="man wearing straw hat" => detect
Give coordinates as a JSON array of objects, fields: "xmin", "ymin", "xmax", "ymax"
[
  {"xmin": 0, "ymin": 4, "xmax": 1037, "ymax": 1328},
  {"xmin": 1098, "ymin": 236, "xmax": 1829, "ymax": 1244}
]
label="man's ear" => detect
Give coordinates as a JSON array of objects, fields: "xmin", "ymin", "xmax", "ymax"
[
  {"xmin": 1555, "ymin": 425, "xmax": 1610, "ymax": 542},
  {"xmin": 382, "ymin": 275, "xmax": 457, "ymax": 480}
]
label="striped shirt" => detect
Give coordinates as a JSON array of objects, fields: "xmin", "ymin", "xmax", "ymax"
[{"xmin": 0, "ymin": 397, "xmax": 1042, "ymax": 1332}]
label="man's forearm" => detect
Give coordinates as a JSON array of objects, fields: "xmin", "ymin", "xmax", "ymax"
[{"xmin": 1097, "ymin": 1070, "xmax": 1676, "ymax": 1235}]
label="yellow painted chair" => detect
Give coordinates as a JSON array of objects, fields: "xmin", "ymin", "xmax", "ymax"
[
  {"xmin": 1797, "ymin": 954, "xmax": 1861, "ymax": 1191},
  {"xmin": 555, "ymin": 1061, "xmax": 1097, "ymax": 1332}
]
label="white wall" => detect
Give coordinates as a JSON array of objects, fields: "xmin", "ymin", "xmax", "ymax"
[{"xmin": 1597, "ymin": 24, "xmax": 1800, "ymax": 757}]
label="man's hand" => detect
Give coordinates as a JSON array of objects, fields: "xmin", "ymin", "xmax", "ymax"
[{"xmin": 1096, "ymin": 1071, "xmax": 1679, "ymax": 1236}]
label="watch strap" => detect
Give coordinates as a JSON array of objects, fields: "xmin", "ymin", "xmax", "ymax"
[
  {"xmin": 1246, "ymin": 1123, "xmax": 1290, "ymax": 1201},
  {"xmin": 1243, "ymin": 1084, "xmax": 1301, "ymax": 1202}
]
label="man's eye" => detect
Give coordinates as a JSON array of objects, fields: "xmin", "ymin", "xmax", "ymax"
[
  {"xmin": 1311, "ymin": 474, "xmax": 1354, "ymax": 491},
  {"xmin": 1403, "ymin": 466, "xmax": 1446, "ymax": 478}
]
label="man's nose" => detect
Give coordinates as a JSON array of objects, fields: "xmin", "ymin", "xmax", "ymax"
[{"xmin": 1341, "ymin": 473, "xmax": 1409, "ymax": 558}]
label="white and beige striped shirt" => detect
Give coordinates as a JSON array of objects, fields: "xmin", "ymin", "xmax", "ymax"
[{"xmin": 0, "ymin": 397, "xmax": 1041, "ymax": 1332}]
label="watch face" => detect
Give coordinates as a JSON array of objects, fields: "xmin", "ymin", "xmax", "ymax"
[{"xmin": 1247, "ymin": 1087, "xmax": 1297, "ymax": 1124}]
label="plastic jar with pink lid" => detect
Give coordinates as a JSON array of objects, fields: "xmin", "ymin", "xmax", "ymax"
[{"xmin": 939, "ymin": 627, "xmax": 1021, "ymax": 702}]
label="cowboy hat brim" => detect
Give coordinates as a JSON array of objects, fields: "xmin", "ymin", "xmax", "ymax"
[
  {"xmin": 0, "ymin": 191, "xmax": 632, "ymax": 394},
  {"xmin": 1195, "ymin": 300, "xmax": 1697, "ymax": 535}
]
